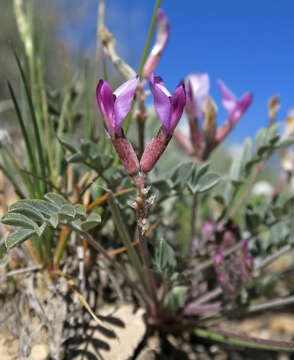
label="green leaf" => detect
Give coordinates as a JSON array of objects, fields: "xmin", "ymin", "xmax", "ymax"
[
  {"xmin": 9, "ymin": 202, "xmax": 45, "ymax": 222},
  {"xmin": 59, "ymin": 204, "xmax": 75, "ymax": 219},
  {"xmin": 171, "ymin": 162, "xmax": 195, "ymax": 189},
  {"xmin": 59, "ymin": 137, "xmax": 79, "ymax": 153},
  {"xmin": 2, "ymin": 213, "xmax": 37, "ymax": 230},
  {"xmin": 44, "ymin": 193, "xmax": 69, "ymax": 208},
  {"xmin": 229, "ymin": 154, "xmax": 243, "ymax": 182},
  {"xmin": 36, "ymin": 222, "xmax": 48, "ymax": 237},
  {"xmin": 163, "ymin": 286, "xmax": 187, "ymax": 314},
  {"xmin": 66, "ymin": 152, "xmax": 84, "ymax": 163},
  {"xmin": 49, "ymin": 213, "xmax": 59, "ymax": 228},
  {"xmin": 255, "ymin": 128, "xmax": 267, "ymax": 154},
  {"xmin": 195, "ymin": 162, "xmax": 209, "ymax": 180},
  {"xmin": 13, "ymin": 199, "xmax": 59, "ymax": 216},
  {"xmin": 154, "ymin": 239, "xmax": 176, "ymax": 274},
  {"xmin": 241, "ymin": 138, "xmax": 252, "ymax": 170},
  {"xmin": 80, "ymin": 139, "xmax": 91, "ymax": 155},
  {"xmin": 81, "ymin": 212, "xmax": 101, "ymax": 231},
  {"xmin": 275, "ymin": 137, "xmax": 294, "ymax": 149},
  {"xmin": 74, "ymin": 204, "xmax": 86, "ymax": 218},
  {"xmin": 5, "ymin": 229, "xmax": 36, "ymax": 249},
  {"xmin": 197, "ymin": 172, "xmax": 221, "ymax": 193},
  {"xmin": 13, "ymin": 49, "xmax": 47, "ymax": 189},
  {"xmin": 152, "ymin": 179, "xmax": 172, "ymax": 194}
]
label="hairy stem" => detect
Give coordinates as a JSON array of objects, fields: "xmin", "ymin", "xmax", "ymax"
[{"xmin": 134, "ymin": 174, "xmax": 158, "ymax": 314}]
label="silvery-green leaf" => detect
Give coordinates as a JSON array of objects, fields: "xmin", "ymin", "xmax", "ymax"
[
  {"xmin": 36, "ymin": 222, "xmax": 48, "ymax": 237},
  {"xmin": 45, "ymin": 193, "xmax": 69, "ymax": 208},
  {"xmin": 197, "ymin": 172, "xmax": 221, "ymax": 193},
  {"xmin": 74, "ymin": 204, "xmax": 86, "ymax": 218},
  {"xmin": 9, "ymin": 202, "xmax": 45, "ymax": 222},
  {"xmin": 59, "ymin": 204, "xmax": 75, "ymax": 218},
  {"xmin": 27, "ymin": 199, "xmax": 58, "ymax": 215},
  {"xmin": 49, "ymin": 213, "xmax": 59, "ymax": 228},
  {"xmin": 2, "ymin": 213, "xmax": 37, "ymax": 230},
  {"xmin": 81, "ymin": 212, "xmax": 101, "ymax": 231},
  {"xmin": 195, "ymin": 162, "xmax": 209, "ymax": 181},
  {"xmin": 5, "ymin": 229, "xmax": 36, "ymax": 249}
]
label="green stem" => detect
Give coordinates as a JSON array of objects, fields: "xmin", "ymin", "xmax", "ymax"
[
  {"xmin": 84, "ymin": 58, "xmax": 92, "ymax": 140},
  {"xmin": 194, "ymin": 328, "xmax": 294, "ymax": 352},
  {"xmin": 36, "ymin": 56, "xmax": 55, "ymax": 183},
  {"xmin": 55, "ymin": 93, "xmax": 71, "ymax": 178}
]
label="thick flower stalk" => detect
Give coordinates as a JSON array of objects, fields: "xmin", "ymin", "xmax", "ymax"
[
  {"xmin": 142, "ymin": 9, "xmax": 170, "ymax": 79},
  {"xmin": 96, "ymin": 76, "xmax": 139, "ymax": 176},
  {"xmin": 140, "ymin": 73, "xmax": 186, "ymax": 173}
]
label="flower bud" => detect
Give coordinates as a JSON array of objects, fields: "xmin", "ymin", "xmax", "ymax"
[
  {"xmin": 142, "ymin": 9, "xmax": 169, "ymax": 78},
  {"xmin": 203, "ymin": 95, "xmax": 217, "ymax": 147},
  {"xmin": 268, "ymin": 94, "xmax": 280, "ymax": 125}
]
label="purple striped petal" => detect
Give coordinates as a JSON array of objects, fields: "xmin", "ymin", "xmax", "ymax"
[
  {"xmin": 96, "ymin": 80, "xmax": 115, "ymax": 134},
  {"xmin": 170, "ymin": 81, "xmax": 186, "ymax": 131},
  {"xmin": 185, "ymin": 72, "xmax": 210, "ymax": 118},
  {"xmin": 218, "ymin": 80, "xmax": 237, "ymax": 114},
  {"xmin": 113, "ymin": 76, "xmax": 139, "ymax": 131},
  {"xmin": 149, "ymin": 73, "xmax": 171, "ymax": 133}
]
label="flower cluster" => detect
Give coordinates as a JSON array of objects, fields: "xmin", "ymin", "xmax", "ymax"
[
  {"xmin": 204, "ymin": 221, "xmax": 254, "ymax": 302},
  {"xmin": 175, "ymin": 73, "xmax": 253, "ymax": 161}
]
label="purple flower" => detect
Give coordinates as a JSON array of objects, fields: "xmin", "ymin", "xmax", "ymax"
[
  {"xmin": 140, "ymin": 74, "xmax": 186, "ymax": 173},
  {"xmin": 142, "ymin": 9, "xmax": 170, "ymax": 78},
  {"xmin": 149, "ymin": 73, "xmax": 186, "ymax": 134},
  {"xmin": 185, "ymin": 72, "xmax": 210, "ymax": 118},
  {"xmin": 218, "ymin": 80, "xmax": 253, "ymax": 126},
  {"xmin": 96, "ymin": 76, "xmax": 139, "ymax": 136},
  {"xmin": 96, "ymin": 76, "xmax": 140, "ymax": 176}
]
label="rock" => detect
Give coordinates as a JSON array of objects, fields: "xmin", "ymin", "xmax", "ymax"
[
  {"xmin": 26, "ymin": 344, "xmax": 50, "ymax": 360},
  {"xmin": 77, "ymin": 304, "xmax": 146, "ymax": 360}
]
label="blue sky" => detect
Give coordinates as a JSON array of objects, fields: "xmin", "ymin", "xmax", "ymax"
[{"xmin": 57, "ymin": 0, "xmax": 294, "ymax": 141}]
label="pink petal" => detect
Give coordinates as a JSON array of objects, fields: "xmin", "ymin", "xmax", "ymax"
[
  {"xmin": 218, "ymin": 79, "xmax": 237, "ymax": 114},
  {"xmin": 96, "ymin": 80, "xmax": 115, "ymax": 134},
  {"xmin": 229, "ymin": 92, "xmax": 253, "ymax": 125},
  {"xmin": 113, "ymin": 76, "xmax": 139, "ymax": 131},
  {"xmin": 149, "ymin": 73, "xmax": 171, "ymax": 133}
]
